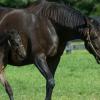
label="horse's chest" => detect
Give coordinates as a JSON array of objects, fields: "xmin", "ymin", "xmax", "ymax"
[{"xmin": 31, "ymin": 18, "xmax": 59, "ymax": 56}]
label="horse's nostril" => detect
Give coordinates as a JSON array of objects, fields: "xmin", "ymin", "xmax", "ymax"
[
  {"xmin": 20, "ymin": 48, "xmax": 26, "ymax": 57},
  {"xmin": 17, "ymin": 49, "xmax": 26, "ymax": 61}
]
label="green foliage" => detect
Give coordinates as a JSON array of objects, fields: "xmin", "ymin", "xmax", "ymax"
[
  {"xmin": 0, "ymin": 0, "xmax": 99, "ymax": 15},
  {"xmin": 92, "ymin": 3, "xmax": 100, "ymax": 16},
  {"xmin": 0, "ymin": 0, "xmax": 35, "ymax": 7},
  {"xmin": 48, "ymin": 0, "xmax": 100, "ymax": 16}
]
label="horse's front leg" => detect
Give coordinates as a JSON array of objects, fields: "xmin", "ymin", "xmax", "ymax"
[
  {"xmin": 34, "ymin": 53, "xmax": 55, "ymax": 100},
  {"xmin": 0, "ymin": 65, "xmax": 14, "ymax": 100}
]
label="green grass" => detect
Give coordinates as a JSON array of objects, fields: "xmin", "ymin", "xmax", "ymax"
[{"xmin": 1, "ymin": 50, "xmax": 100, "ymax": 100}]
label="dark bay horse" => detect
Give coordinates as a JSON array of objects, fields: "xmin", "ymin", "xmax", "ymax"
[
  {"xmin": 0, "ymin": 1, "xmax": 100, "ymax": 100},
  {"xmin": 0, "ymin": 28, "xmax": 26, "ymax": 100},
  {"xmin": 0, "ymin": 9, "xmax": 58, "ymax": 100},
  {"xmin": 26, "ymin": 1, "xmax": 100, "ymax": 100}
]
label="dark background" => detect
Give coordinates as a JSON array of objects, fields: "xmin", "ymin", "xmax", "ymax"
[{"xmin": 0, "ymin": 0, "xmax": 100, "ymax": 16}]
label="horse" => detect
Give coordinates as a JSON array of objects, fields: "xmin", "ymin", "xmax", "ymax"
[
  {"xmin": 0, "ymin": 1, "xmax": 100, "ymax": 100},
  {"xmin": 26, "ymin": 1, "xmax": 100, "ymax": 100},
  {"xmin": 8, "ymin": 29, "xmax": 26, "ymax": 61},
  {"xmin": 27, "ymin": 1, "xmax": 100, "ymax": 62},
  {"xmin": 0, "ymin": 28, "xmax": 26, "ymax": 100}
]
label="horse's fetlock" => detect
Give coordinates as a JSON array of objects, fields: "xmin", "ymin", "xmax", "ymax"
[{"xmin": 48, "ymin": 78, "xmax": 55, "ymax": 88}]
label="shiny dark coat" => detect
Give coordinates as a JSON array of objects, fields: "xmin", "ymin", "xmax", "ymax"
[{"xmin": 0, "ymin": 1, "xmax": 100, "ymax": 100}]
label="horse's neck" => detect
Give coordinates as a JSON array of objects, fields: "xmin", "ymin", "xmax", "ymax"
[
  {"xmin": 39, "ymin": 2, "xmax": 87, "ymax": 30},
  {"xmin": 53, "ymin": 22, "xmax": 82, "ymax": 41}
]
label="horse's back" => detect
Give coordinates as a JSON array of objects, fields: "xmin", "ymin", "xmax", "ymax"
[
  {"xmin": 0, "ymin": 9, "xmax": 32, "ymax": 33},
  {"xmin": 0, "ymin": 6, "xmax": 13, "ymax": 20}
]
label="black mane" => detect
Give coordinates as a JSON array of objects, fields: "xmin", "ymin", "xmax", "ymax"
[{"xmin": 40, "ymin": 2, "xmax": 87, "ymax": 29}]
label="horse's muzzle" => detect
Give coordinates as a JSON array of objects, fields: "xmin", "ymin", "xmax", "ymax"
[
  {"xmin": 20, "ymin": 50, "xmax": 26, "ymax": 58},
  {"xmin": 17, "ymin": 46, "xmax": 27, "ymax": 61}
]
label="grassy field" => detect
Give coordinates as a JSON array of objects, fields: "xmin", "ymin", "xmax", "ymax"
[{"xmin": 0, "ymin": 50, "xmax": 100, "ymax": 100}]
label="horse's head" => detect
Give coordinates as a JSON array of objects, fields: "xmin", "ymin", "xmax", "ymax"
[
  {"xmin": 84, "ymin": 18, "xmax": 100, "ymax": 63},
  {"xmin": 8, "ymin": 30, "xmax": 26, "ymax": 61}
]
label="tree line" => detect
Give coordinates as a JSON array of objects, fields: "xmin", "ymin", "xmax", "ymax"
[{"xmin": 0, "ymin": 0, "xmax": 100, "ymax": 16}]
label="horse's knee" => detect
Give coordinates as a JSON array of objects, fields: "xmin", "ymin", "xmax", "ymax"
[{"xmin": 48, "ymin": 78, "xmax": 55, "ymax": 88}]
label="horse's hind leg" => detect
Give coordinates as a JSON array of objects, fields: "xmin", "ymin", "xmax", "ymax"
[
  {"xmin": 34, "ymin": 53, "xmax": 55, "ymax": 100},
  {"xmin": 0, "ymin": 67, "xmax": 14, "ymax": 100}
]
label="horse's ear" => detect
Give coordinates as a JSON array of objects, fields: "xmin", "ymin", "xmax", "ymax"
[
  {"xmin": 87, "ymin": 17, "xmax": 94, "ymax": 25},
  {"xmin": 85, "ymin": 17, "xmax": 93, "ymax": 25}
]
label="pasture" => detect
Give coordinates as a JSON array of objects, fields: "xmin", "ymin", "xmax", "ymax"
[{"xmin": 0, "ymin": 50, "xmax": 100, "ymax": 100}]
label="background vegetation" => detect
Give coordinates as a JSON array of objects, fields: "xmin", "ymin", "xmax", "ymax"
[{"xmin": 0, "ymin": 0, "xmax": 100, "ymax": 16}]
